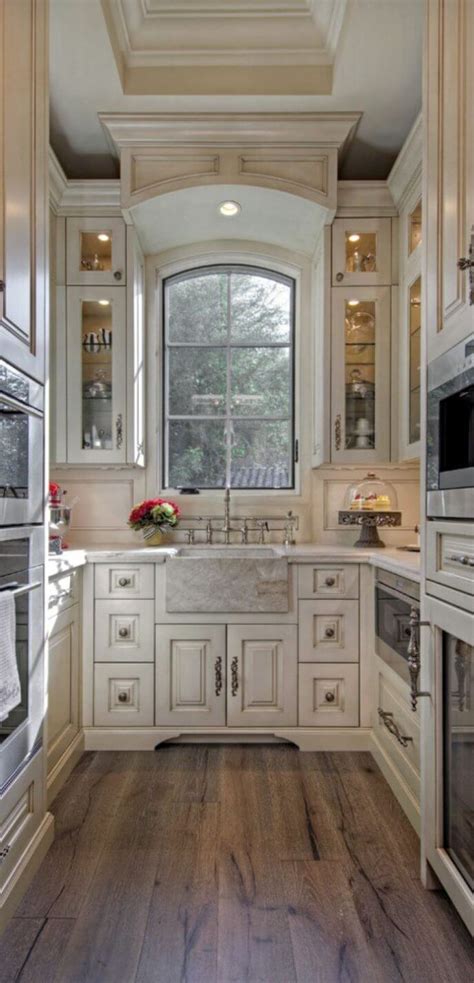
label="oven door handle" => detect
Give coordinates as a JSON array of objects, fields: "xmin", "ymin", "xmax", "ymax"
[
  {"xmin": 0, "ymin": 581, "xmax": 42, "ymax": 597},
  {"xmin": 0, "ymin": 393, "xmax": 43, "ymax": 419}
]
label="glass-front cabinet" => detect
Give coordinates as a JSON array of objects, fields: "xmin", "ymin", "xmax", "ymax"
[
  {"xmin": 331, "ymin": 286, "xmax": 391, "ymax": 463},
  {"xmin": 408, "ymin": 276, "xmax": 421, "ymax": 445},
  {"xmin": 66, "ymin": 217, "xmax": 126, "ymax": 287},
  {"xmin": 332, "ymin": 218, "xmax": 392, "ymax": 287},
  {"xmin": 66, "ymin": 287, "xmax": 126, "ymax": 463},
  {"xmin": 399, "ymin": 192, "xmax": 422, "ymax": 461}
]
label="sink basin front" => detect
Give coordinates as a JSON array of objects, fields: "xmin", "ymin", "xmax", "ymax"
[{"xmin": 166, "ymin": 550, "xmax": 289, "ymax": 614}]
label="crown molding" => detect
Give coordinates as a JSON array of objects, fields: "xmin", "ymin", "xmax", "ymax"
[
  {"xmin": 387, "ymin": 113, "xmax": 422, "ymax": 209},
  {"xmin": 99, "ymin": 111, "xmax": 361, "ymax": 154},
  {"xmin": 48, "ymin": 148, "xmax": 121, "ymax": 214},
  {"xmin": 336, "ymin": 180, "xmax": 397, "ymax": 217}
]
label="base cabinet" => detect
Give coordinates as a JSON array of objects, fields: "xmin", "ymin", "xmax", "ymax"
[
  {"xmin": 47, "ymin": 605, "xmax": 80, "ymax": 778},
  {"xmin": 227, "ymin": 625, "xmax": 297, "ymax": 727},
  {"xmin": 155, "ymin": 625, "xmax": 226, "ymax": 726},
  {"xmin": 298, "ymin": 663, "xmax": 359, "ymax": 726},
  {"xmin": 94, "ymin": 663, "xmax": 154, "ymax": 726}
]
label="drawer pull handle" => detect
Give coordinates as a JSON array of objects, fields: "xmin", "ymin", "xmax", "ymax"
[
  {"xmin": 49, "ymin": 588, "xmax": 73, "ymax": 604},
  {"xmin": 118, "ymin": 577, "xmax": 131, "ymax": 587},
  {"xmin": 118, "ymin": 627, "xmax": 130, "ymax": 638},
  {"xmin": 230, "ymin": 656, "xmax": 239, "ymax": 696},
  {"xmin": 324, "ymin": 627, "xmax": 335, "ymax": 639},
  {"xmin": 215, "ymin": 655, "xmax": 223, "ymax": 696},
  {"xmin": 325, "ymin": 690, "xmax": 335, "ymax": 703},
  {"xmin": 377, "ymin": 708, "xmax": 413, "ymax": 748},
  {"xmin": 117, "ymin": 691, "xmax": 130, "ymax": 704},
  {"xmin": 325, "ymin": 577, "xmax": 336, "ymax": 587},
  {"xmin": 407, "ymin": 608, "xmax": 431, "ymax": 712}
]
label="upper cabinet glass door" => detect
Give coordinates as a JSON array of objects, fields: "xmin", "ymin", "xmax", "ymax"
[
  {"xmin": 66, "ymin": 217, "xmax": 126, "ymax": 287},
  {"xmin": 409, "ymin": 277, "xmax": 421, "ymax": 445},
  {"xmin": 408, "ymin": 199, "xmax": 422, "ymax": 255},
  {"xmin": 331, "ymin": 286, "xmax": 391, "ymax": 463},
  {"xmin": 332, "ymin": 218, "xmax": 392, "ymax": 287}
]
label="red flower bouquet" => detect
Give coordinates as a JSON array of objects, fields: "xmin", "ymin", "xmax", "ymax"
[{"xmin": 128, "ymin": 498, "xmax": 180, "ymax": 541}]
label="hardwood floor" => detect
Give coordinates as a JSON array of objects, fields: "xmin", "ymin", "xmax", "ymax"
[{"xmin": 1, "ymin": 747, "xmax": 472, "ymax": 982}]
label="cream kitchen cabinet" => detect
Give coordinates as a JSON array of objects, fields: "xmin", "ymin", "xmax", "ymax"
[
  {"xmin": 155, "ymin": 625, "xmax": 226, "ymax": 726},
  {"xmin": 332, "ymin": 218, "xmax": 392, "ymax": 287},
  {"xmin": 66, "ymin": 217, "xmax": 126, "ymax": 287},
  {"xmin": 331, "ymin": 285, "xmax": 391, "ymax": 463},
  {"xmin": 47, "ymin": 605, "xmax": 81, "ymax": 802},
  {"xmin": 226, "ymin": 625, "xmax": 297, "ymax": 727},
  {"xmin": 425, "ymin": 0, "xmax": 474, "ymax": 361},
  {"xmin": 0, "ymin": 0, "xmax": 48, "ymax": 382}
]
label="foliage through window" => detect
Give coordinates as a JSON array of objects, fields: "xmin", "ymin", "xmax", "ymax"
[{"xmin": 163, "ymin": 266, "xmax": 295, "ymax": 489}]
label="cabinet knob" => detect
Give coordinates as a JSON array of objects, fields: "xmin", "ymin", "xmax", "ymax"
[
  {"xmin": 118, "ymin": 627, "xmax": 130, "ymax": 638},
  {"xmin": 325, "ymin": 576, "xmax": 336, "ymax": 587},
  {"xmin": 118, "ymin": 577, "xmax": 130, "ymax": 587},
  {"xmin": 324, "ymin": 627, "xmax": 335, "ymax": 639},
  {"xmin": 325, "ymin": 690, "xmax": 336, "ymax": 703},
  {"xmin": 336, "ymin": 272, "xmax": 344, "ymax": 282},
  {"xmin": 117, "ymin": 691, "xmax": 129, "ymax": 703},
  {"xmin": 114, "ymin": 270, "xmax": 123, "ymax": 281}
]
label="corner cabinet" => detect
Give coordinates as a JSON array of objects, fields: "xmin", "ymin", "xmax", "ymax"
[
  {"xmin": 0, "ymin": 0, "xmax": 48, "ymax": 382},
  {"xmin": 52, "ymin": 219, "xmax": 145, "ymax": 466},
  {"xmin": 425, "ymin": 0, "xmax": 474, "ymax": 361}
]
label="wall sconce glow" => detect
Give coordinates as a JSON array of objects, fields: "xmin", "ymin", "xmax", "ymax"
[
  {"xmin": 98, "ymin": 299, "xmax": 110, "ymax": 306},
  {"xmin": 97, "ymin": 233, "xmax": 110, "ymax": 242},
  {"xmin": 348, "ymin": 298, "xmax": 360, "ymax": 307},
  {"xmin": 348, "ymin": 234, "xmax": 360, "ymax": 242},
  {"xmin": 219, "ymin": 200, "xmax": 241, "ymax": 217}
]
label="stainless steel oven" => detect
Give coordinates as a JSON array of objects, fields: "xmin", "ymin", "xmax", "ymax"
[
  {"xmin": 427, "ymin": 334, "xmax": 474, "ymax": 519},
  {"xmin": 0, "ymin": 527, "xmax": 44, "ymax": 793},
  {"xmin": 0, "ymin": 360, "xmax": 44, "ymax": 526},
  {"xmin": 375, "ymin": 570, "xmax": 420, "ymax": 691}
]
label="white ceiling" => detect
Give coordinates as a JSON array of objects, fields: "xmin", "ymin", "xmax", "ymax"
[
  {"xmin": 130, "ymin": 183, "xmax": 328, "ymax": 255},
  {"xmin": 50, "ymin": 0, "xmax": 423, "ymax": 180}
]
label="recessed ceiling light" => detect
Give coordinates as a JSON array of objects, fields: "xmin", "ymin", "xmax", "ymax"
[
  {"xmin": 98, "ymin": 299, "xmax": 110, "ymax": 306},
  {"xmin": 97, "ymin": 233, "xmax": 110, "ymax": 242},
  {"xmin": 219, "ymin": 200, "xmax": 241, "ymax": 217},
  {"xmin": 348, "ymin": 234, "xmax": 360, "ymax": 243},
  {"xmin": 348, "ymin": 299, "xmax": 359, "ymax": 307}
]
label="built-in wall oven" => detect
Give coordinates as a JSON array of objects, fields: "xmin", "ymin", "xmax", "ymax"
[
  {"xmin": 427, "ymin": 334, "xmax": 474, "ymax": 519},
  {"xmin": 0, "ymin": 360, "xmax": 44, "ymax": 526},
  {"xmin": 0, "ymin": 527, "xmax": 44, "ymax": 793},
  {"xmin": 375, "ymin": 570, "xmax": 421, "ymax": 700}
]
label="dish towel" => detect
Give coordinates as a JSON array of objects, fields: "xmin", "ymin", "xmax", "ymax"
[{"xmin": 0, "ymin": 591, "xmax": 21, "ymax": 722}]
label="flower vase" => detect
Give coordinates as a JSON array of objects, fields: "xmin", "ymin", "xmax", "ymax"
[{"xmin": 145, "ymin": 528, "xmax": 163, "ymax": 547}]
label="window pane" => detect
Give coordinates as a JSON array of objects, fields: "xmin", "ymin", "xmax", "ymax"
[
  {"xmin": 167, "ymin": 420, "xmax": 226, "ymax": 488},
  {"xmin": 166, "ymin": 273, "xmax": 228, "ymax": 343},
  {"xmin": 231, "ymin": 420, "xmax": 292, "ymax": 488},
  {"xmin": 230, "ymin": 273, "xmax": 291, "ymax": 343},
  {"xmin": 231, "ymin": 347, "xmax": 291, "ymax": 416},
  {"xmin": 168, "ymin": 348, "xmax": 226, "ymax": 416}
]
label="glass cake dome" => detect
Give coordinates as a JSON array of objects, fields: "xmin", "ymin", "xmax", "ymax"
[{"xmin": 343, "ymin": 473, "xmax": 398, "ymax": 512}]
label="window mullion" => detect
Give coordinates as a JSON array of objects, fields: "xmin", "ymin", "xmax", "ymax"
[{"xmin": 225, "ymin": 272, "xmax": 232, "ymax": 487}]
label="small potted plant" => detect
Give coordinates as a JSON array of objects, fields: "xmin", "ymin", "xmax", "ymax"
[{"xmin": 128, "ymin": 497, "xmax": 180, "ymax": 546}]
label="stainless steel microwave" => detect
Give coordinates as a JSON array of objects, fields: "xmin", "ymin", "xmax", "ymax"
[
  {"xmin": 0, "ymin": 360, "xmax": 44, "ymax": 526},
  {"xmin": 427, "ymin": 335, "xmax": 474, "ymax": 519}
]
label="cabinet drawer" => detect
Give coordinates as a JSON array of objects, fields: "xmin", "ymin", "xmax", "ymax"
[
  {"xmin": 426, "ymin": 520, "xmax": 474, "ymax": 597},
  {"xmin": 94, "ymin": 663, "xmax": 154, "ymax": 726},
  {"xmin": 95, "ymin": 563, "xmax": 155, "ymax": 599},
  {"xmin": 375, "ymin": 669, "xmax": 420, "ymax": 798},
  {"xmin": 298, "ymin": 564, "xmax": 359, "ymax": 599},
  {"xmin": 48, "ymin": 570, "xmax": 80, "ymax": 620},
  {"xmin": 299, "ymin": 599, "xmax": 359, "ymax": 662},
  {"xmin": 95, "ymin": 600, "xmax": 154, "ymax": 662},
  {"xmin": 299, "ymin": 663, "xmax": 359, "ymax": 726}
]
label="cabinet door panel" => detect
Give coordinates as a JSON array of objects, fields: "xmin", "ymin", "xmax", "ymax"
[
  {"xmin": 95, "ymin": 600, "xmax": 154, "ymax": 663},
  {"xmin": 332, "ymin": 218, "xmax": 391, "ymax": 287},
  {"xmin": 0, "ymin": 0, "xmax": 47, "ymax": 380},
  {"xmin": 47, "ymin": 606, "xmax": 80, "ymax": 774},
  {"xmin": 227, "ymin": 625, "xmax": 297, "ymax": 727},
  {"xmin": 66, "ymin": 217, "xmax": 126, "ymax": 287},
  {"xmin": 155, "ymin": 625, "xmax": 226, "ymax": 726}
]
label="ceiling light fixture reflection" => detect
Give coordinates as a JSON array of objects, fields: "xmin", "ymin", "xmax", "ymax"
[
  {"xmin": 348, "ymin": 234, "xmax": 360, "ymax": 242},
  {"xmin": 98, "ymin": 299, "xmax": 110, "ymax": 306},
  {"xmin": 219, "ymin": 200, "xmax": 241, "ymax": 217},
  {"xmin": 97, "ymin": 233, "xmax": 110, "ymax": 242},
  {"xmin": 347, "ymin": 299, "xmax": 360, "ymax": 307}
]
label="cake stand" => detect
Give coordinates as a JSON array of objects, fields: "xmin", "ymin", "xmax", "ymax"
[{"xmin": 338, "ymin": 509, "xmax": 402, "ymax": 548}]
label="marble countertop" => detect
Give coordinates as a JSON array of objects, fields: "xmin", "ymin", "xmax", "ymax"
[
  {"xmin": 71, "ymin": 543, "xmax": 420, "ymax": 582},
  {"xmin": 48, "ymin": 549, "xmax": 87, "ymax": 578}
]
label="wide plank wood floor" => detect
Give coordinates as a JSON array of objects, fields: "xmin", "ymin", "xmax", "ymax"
[{"xmin": 1, "ymin": 747, "xmax": 473, "ymax": 983}]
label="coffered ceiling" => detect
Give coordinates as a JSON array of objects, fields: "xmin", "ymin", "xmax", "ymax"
[{"xmin": 50, "ymin": 0, "xmax": 423, "ymax": 181}]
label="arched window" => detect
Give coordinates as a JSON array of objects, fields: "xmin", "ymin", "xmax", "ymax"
[{"xmin": 163, "ymin": 265, "xmax": 295, "ymax": 489}]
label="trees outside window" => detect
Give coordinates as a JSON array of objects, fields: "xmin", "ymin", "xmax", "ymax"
[{"xmin": 163, "ymin": 265, "xmax": 295, "ymax": 490}]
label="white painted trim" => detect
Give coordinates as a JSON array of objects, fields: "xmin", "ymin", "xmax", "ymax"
[
  {"xmin": 336, "ymin": 180, "xmax": 397, "ymax": 217},
  {"xmin": 46, "ymin": 731, "xmax": 85, "ymax": 807},
  {"xmin": 48, "ymin": 146, "xmax": 121, "ymax": 214},
  {"xmin": 388, "ymin": 113, "xmax": 423, "ymax": 210},
  {"xmin": 83, "ymin": 725, "xmax": 373, "ymax": 752}
]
